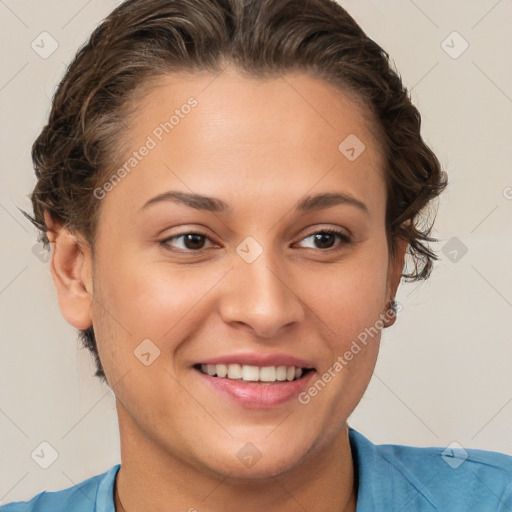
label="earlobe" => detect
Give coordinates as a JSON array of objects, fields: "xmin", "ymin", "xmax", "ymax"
[
  {"xmin": 44, "ymin": 211, "xmax": 93, "ymax": 330},
  {"xmin": 383, "ymin": 237, "xmax": 408, "ymax": 328}
]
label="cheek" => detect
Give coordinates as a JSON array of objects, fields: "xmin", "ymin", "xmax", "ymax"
[
  {"xmin": 299, "ymin": 234, "xmax": 389, "ymax": 418},
  {"xmin": 312, "ymin": 239, "xmax": 390, "ymax": 346},
  {"xmin": 92, "ymin": 249, "xmax": 188, "ymax": 334},
  {"xmin": 297, "ymin": 251, "xmax": 389, "ymax": 434},
  {"xmin": 90, "ymin": 250, "xmax": 228, "ymax": 370}
]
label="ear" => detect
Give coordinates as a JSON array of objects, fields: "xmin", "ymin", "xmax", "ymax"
[
  {"xmin": 383, "ymin": 236, "xmax": 408, "ymax": 328},
  {"xmin": 44, "ymin": 210, "xmax": 93, "ymax": 330}
]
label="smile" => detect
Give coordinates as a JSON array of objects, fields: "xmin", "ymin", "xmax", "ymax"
[{"xmin": 196, "ymin": 363, "xmax": 310, "ymax": 382}]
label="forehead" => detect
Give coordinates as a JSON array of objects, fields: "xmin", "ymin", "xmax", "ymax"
[
  {"xmin": 129, "ymin": 66, "xmax": 382, "ymax": 156},
  {"xmin": 99, "ymin": 67, "xmax": 386, "ymax": 222}
]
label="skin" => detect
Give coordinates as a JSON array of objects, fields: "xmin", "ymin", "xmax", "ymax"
[{"xmin": 45, "ymin": 64, "xmax": 407, "ymax": 512}]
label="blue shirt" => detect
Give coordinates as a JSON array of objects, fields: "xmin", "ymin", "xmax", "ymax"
[{"xmin": 2, "ymin": 428, "xmax": 511, "ymax": 511}]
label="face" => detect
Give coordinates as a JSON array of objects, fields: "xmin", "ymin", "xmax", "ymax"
[{"xmin": 65, "ymin": 66, "xmax": 403, "ymax": 478}]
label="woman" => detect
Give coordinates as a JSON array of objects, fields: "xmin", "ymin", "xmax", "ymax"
[{"xmin": 2, "ymin": 0, "xmax": 510, "ymax": 511}]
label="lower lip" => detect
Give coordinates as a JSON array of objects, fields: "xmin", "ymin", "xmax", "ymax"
[{"xmin": 195, "ymin": 369, "xmax": 316, "ymax": 409}]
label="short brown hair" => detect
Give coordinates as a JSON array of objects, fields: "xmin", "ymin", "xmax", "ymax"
[{"xmin": 24, "ymin": 0, "xmax": 447, "ymax": 381}]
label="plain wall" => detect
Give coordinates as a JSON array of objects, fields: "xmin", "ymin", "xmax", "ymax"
[{"xmin": 1, "ymin": 0, "xmax": 511, "ymax": 504}]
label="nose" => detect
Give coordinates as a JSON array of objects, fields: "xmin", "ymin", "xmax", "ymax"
[{"xmin": 219, "ymin": 249, "xmax": 305, "ymax": 339}]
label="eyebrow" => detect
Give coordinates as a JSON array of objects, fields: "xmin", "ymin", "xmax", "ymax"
[{"xmin": 141, "ymin": 190, "xmax": 369, "ymax": 215}]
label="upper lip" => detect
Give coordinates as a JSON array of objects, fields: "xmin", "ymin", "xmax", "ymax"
[{"xmin": 196, "ymin": 352, "xmax": 315, "ymax": 369}]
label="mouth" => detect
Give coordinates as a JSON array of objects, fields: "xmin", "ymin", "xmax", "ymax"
[
  {"xmin": 193, "ymin": 361, "xmax": 316, "ymax": 408},
  {"xmin": 194, "ymin": 363, "xmax": 314, "ymax": 383}
]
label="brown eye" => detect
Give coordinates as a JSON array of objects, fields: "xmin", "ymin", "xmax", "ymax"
[
  {"xmin": 161, "ymin": 232, "xmax": 214, "ymax": 252},
  {"xmin": 297, "ymin": 229, "xmax": 351, "ymax": 250}
]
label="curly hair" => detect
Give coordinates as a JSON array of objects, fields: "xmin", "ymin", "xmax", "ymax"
[{"xmin": 24, "ymin": 0, "xmax": 447, "ymax": 381}]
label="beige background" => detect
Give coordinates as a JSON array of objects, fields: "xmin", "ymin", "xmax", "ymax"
[{"xmin": 1, "ymin": 0, "xmax": 511, "ymax": 504}]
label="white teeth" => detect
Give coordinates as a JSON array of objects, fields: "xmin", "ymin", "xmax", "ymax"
[
  {"xmin": 216, "ymin": 364, "xmax": 228, "ymax": 378},
  {"xmin": 260, "ymin": 366, "xmax": 276, "ymax": 382},
  {"xmin": 227, "ymin": 363, "xmax": 242, "ymax": 379},
  {"xmin": 199, "ymin": 364, "xmax": 306, "ymax": 382},
  {"xmin": 276, "ymin": 366, "xmax": 287, "ymax": 381},
  {"xmin": 242, "ymin": 365, "xmax": 260, "ymax": 381}
]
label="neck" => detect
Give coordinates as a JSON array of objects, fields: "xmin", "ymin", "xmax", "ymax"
[{"xmin": 114, "ymin": 403, "xmax": 357, "ymax": 512}]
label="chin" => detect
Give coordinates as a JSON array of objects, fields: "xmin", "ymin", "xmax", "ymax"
[
  {"xmin": 192, "ymin": 436, "xmax": 314, "ymax": 482},
  {"xmin": 217, "ymin": 455, "xmax": 306, "ymax": 482}
]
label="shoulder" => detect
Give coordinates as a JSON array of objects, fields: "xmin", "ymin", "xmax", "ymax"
[
  {"xmin": 0, "ymin": 465, "xmax": 120, "ymax": 512},
  {"xmin": 349, "ymin": 428, "xmax": 512, "ymax": 511}
]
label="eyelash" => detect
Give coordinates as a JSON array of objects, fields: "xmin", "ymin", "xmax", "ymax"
[{"xmin": 159, "ymin": 228, "xmax": 351, "ymax": 253}]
